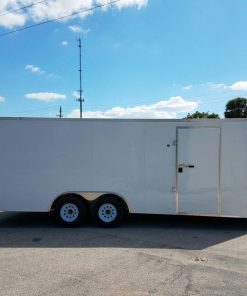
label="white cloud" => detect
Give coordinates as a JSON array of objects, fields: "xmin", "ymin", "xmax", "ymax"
[
  {"xmin": 201, "ymin": 82, "xmax": 228, "ymax": 89},
  {"xmin": 25, "ymin": 64, "xmax": 58, "ymax": 78},
  {"xmin": 62, "ymin": 40, "xmax": 68, "ymax": 46},
  {"xmin": 207, "ymin": 81, "xmax": 247, "ymax": 91},
  {"xmin": 72, "ymin": 91, "xmax": 80, "ymax": 99},
  {"xmin": 0, "ymin": 11, "xmax": 26, "ymax": 29},
  {"xmin": 46, "ymin": 73, "xmax": 60, "ymax": 79},
  {"xmin": 67, "ymin": 96, "xmax": 198, "ymax": 118},
  {"xmin": 25, "ymin": 64, "xmax": 45, "ymax": 74},
  {"xmin": 25, "ymin": 92, "xmax": 66, "ymax": 102},
  {"xmin": 0, "ymin": 96, "xmax": 5, "ymax": 102},
  {"xmin": 201, "ymin": 82, "xmax": 213, "ymax": 87},
  {"xmin": 95, "ymin": 0, "xmax": 148, "ymax": 10},
  {"xmin": 183, "ymin": 85, "xmax": 193, "ymax": 91},
  {"xmin": 230, "ymin": 81, "xmax": 247, "ymax": 91},
  {"xmin": 68, "ymin": 25, "xmax": 90, "ymax": 35},
  {"xmin": 115, "ymin": 0, "xmax": 148, "ymax": 9},
  {"xmin": 0, "ymin": 0, "xmax": 148, "ymax": 29},
  {"xmin": 69, "ymin": 25, "xmax": 82, "ymax": 33},
  {"xmin": 202, "ymin": 81, "xmax": 247, "ymax": 91},
  {"xmin": 210, "ymin": 83, "xmax": 227, "ymax": 89}
]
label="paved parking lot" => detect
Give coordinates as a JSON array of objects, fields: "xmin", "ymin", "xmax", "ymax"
[{"xmin": 0, "ymin": 212, "xmax": 247, "ymax": 296}]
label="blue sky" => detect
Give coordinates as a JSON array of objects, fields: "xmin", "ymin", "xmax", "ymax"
[{"xmin": 0, "ymin": 0, "xmax": 247, "ymax": 118}]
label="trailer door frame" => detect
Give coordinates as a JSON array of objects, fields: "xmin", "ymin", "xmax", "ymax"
[{"xmin": 176, "ymin": 127, "xmax": 221, "ymax": 215}]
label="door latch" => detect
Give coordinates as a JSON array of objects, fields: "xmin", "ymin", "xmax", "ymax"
[
  {"xmin": 179, "ymin": 163, "xmax": 195, "ymax": 168},
  {"xmin": 187, "ymin": 164, "xmax": 195, "ymax": 168},
  {"xmin": 178, "ymin": 163, "xmax": 195, "ymax": 173}
]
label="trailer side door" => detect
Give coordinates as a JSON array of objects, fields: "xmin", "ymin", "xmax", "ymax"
[{"xmin": 177, "ymin": 127, "xmax": 220, "ymax": 214}]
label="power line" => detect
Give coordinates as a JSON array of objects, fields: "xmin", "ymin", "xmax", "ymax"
[
  {"xmin": 0, "ymin": 0, "xmax": 47, "ymax": 17},
  {"xmin": 0, "ymin": 0, "xmax": 121, "ymax": 37}
]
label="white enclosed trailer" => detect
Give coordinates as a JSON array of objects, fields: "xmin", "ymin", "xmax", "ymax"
[{"xmin": 0, "ymin": 117, "xmax": 247, "ymax": 226}]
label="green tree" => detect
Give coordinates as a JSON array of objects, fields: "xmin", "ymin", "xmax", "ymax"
[
  {"xmin": 185, "ymin": 111, "xmax": 220, "ymax": 119},
  {"xmin": 224, "ymin": 97, "xmax": 247, "ymax": 118}
]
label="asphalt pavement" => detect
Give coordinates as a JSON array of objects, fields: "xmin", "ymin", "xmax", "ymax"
[{"xmin": 0, "ymin": 212, "xmax": 247, "ymax": 296}]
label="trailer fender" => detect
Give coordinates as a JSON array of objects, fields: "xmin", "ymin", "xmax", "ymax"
[{"xmin": 50, "ymin": 192, "xmax": 130, "ymax": 213}]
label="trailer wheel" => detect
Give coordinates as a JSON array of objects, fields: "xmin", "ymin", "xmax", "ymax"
[
  {"xmin": 91, "ymin": 196, "xmax": 125, "ymax": 227},
  {"xmin": 55, "ymin": 196, "xmax": 87, "ymax": 227}
]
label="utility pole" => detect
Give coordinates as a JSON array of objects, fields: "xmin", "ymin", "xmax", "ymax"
[
  {"xmin": 77, "ymin": 37, "xmax": 84, "ymax": 118},
  {"xmin": 57, "ymin": 106, "xmax": 63, "ymax": 118}
]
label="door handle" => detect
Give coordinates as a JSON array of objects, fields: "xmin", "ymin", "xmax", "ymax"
[
  {"xmin": 187, "ymin": 165, "xmax": 195, "ymax": 168},
  {"xmin": 178, "ymin": 163, "xmax": 195, "ymax": 169}
]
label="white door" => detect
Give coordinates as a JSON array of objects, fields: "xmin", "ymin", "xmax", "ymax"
[{"xmin": 177, "ymin": 128, "xmax": 220, "ymax": 214}]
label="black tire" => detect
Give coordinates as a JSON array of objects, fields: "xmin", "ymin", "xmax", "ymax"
[
  {"xmin": 55, "ymin": 196, "xmax": 87, "ymax": 227},
  {"xmin": 91, "ymin": 196, "xmax": 125, "ymax": 227}
]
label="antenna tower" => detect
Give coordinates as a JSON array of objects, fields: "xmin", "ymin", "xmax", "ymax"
[
  {"xmin": 57, "ymin": 106, "xmax": 63, "ymax": 118},
  {"xmin": 77, "ymin": 37, "xmax": 84, "ymax": 118}
]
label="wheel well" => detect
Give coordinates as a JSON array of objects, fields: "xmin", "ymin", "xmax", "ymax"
[
  {"xmin": 95, "ymin": 193, "xmax": 129, "ymax": 214},
  {"xmin": 50, "ymin": 193, "xmax": 88, "ymax": 211}
]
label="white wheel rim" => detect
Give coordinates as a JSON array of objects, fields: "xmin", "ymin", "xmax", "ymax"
[
  {"xmin": 98, "ymin": 203, "xmax": 117, "ymax": 223},
  {"xmin": 60, "ymin": 203, "xmax": 79, "ymax": 223}
]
